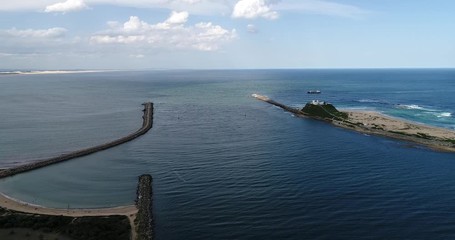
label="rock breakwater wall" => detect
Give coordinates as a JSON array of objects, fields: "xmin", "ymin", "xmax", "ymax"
[
  {"xmin": 135, "ymin": 174, "xmax": 153, "ymax": 240},
  {"xmin": 0, "ymin": 102, "xmax": 154, "ymax": 179}
]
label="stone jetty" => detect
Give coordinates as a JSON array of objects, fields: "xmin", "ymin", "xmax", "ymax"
[
  {"xmin": 0, "ymin": 102, "xmax": 154, "ymax": 179},
  {"xmin": 135, "ymin": 174, "xmax": 153, "ymax": 240},
  {"xmin": 252, "ymin": 94, "xmax": 301, "ymax": 115}
]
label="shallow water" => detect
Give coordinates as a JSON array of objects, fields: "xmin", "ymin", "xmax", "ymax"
[{"xmin": 1, "ymin": 69, "xmax": 455, "ymax": 239}]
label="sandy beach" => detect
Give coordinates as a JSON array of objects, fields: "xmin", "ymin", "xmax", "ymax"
[
  {"xmin": 0, "ymin": 70, "xmax": 112, "ymax": 75},
  {"xmin": 333, "ymin": 110, "xmax": 455, "ymax": 152},
  {"xmin": 0, "ymin": 193, "xmax": 138, "ymax": 239},
  {"xmin": 345, "ymin": 111, "xmax": 455, "ymax": 139},
  {"xmin": 0, "ymin": 193, "xmax": 137, "ymax": 216}
]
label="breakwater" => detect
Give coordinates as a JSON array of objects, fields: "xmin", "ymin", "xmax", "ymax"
[
  {"xmin": 252, "ymin": 94, "xmax": 301, "ymax": 115},
  {"xmin": 135, "ymin": 174, "xmax": 153, "ymax": 240},
  {"xmin": 0, "ymin": 102, "xmax": 153, "ymax": 179}
]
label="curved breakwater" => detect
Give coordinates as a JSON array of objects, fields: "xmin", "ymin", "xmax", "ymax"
[{"xmin": 0, "ymin": 102, "xmax": 154, "ymax": 179}]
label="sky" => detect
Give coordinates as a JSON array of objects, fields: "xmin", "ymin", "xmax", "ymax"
[{"xmin": 0, "ymin": 0, "xmax": 454, "ymax": 70}]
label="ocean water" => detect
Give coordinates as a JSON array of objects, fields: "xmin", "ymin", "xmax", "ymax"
[{"xmin": 0, "ymin": 69, "xmax": 455, "ymax": 239}]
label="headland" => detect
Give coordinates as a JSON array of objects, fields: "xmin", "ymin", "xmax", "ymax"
[{"xmin": 252, "ymin": 94, "xmax": 455, "ymax": 152}]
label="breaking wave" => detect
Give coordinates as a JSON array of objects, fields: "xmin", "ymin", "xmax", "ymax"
[
  {"xmin": 397, "ymin": 104, "xmax": 427, "ymax": 110},
  {"xmin": 393, "ymin": 103, "xmax": 453, "ymax": 122},
  {"xmin": 356, "ymin": 99, "xmax": 389, "ymax": 105},
  {"xmin": 437, "ymin": 112, "xmax": 452, "ymax": 118},
  {"xmin": 358, "ymin": 99, "xmax": 381, "ymax": 103}
]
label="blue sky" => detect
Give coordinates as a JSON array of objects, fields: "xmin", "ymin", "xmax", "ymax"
[{"xmin": 0, "ymin": 0, "xmax": 454, "ymax": 69}]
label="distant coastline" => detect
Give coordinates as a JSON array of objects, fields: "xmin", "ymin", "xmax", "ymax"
[
  {"xmin": 0, "ymin": 70, "xmax": 115, "ymax": 75},
  {"xmin": 253, "ymin": 94, "xmax": 455, "ymax": 152}
]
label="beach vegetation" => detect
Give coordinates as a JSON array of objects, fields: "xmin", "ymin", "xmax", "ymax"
[
  {"xmin": 389, "ymin": 131, "xmax": 441, "ymax": 141},
  {"xmin": 415, "ymin": 132, "xmax": 433, "ymax": 140},
  {"xmin": 301, "ymin": 103, "xmax": 348, "ymax": 120},
  {"xmin": 390, "ymin": 131, "xmax": 408, "ymax": 136},
  {"xmin": 0, "ymin": 207, "xmax": 130, "ymax": 240}
]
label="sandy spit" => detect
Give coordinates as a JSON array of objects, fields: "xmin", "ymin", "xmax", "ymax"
[{"xmin": 333, "ymin": 110, "xmax": 455, "ymax": 152}]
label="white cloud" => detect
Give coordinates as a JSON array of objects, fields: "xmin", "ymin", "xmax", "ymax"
[
  {"xmin": 276, "ymin": 0, "xmax": 369, "ymax": 19},
  {"xmin": 3, "ymin": 27, "xmax": 67, "ymax": 39},
  {"xmin": 92, "ymin": 0, "xmax": 228, "ymax": 14},
  {"xmin": 154, "ymin": 11, "xmax": 189, "ymax": 29},
  {"xmin": 90, "ymin": 11, "xmax": 236, "ymax": 51},
  {"xmin": 166, "ymin": 11, "xmax": 189, "ymax": 25},
  {"xmin": 0, "ymin": 0, "xmax": 368, "ymax": 18},
  {"xmin": 45, "ymin": 0, "xmax": 88, "ymax": 13},
  {"xmin": 122, "ymin": 16, "xmax": 149, "ymax": 32},
  {"xmin": 232, "ymin": 0, "xmax": 278, "ymax": 20},
  {"xmin": 0, "ymin": 0, "xmax": 230, "ymax": 15},
  {"xmin": 0, "ymin": 27, "xmax": 72, "ymax": 60},
  {"xmin": 181, "ymin": 0, "xmax": 202, "ymax": 3}
]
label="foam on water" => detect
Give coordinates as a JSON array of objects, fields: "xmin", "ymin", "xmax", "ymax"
[
  {"xmin": 438, "ymin": 112, "xmax": 452, "ymax": 118},
  {"xmin": 396, "ymin": 104, "xmax": 433, "ymax": 111},
  {"xmin": 389, "ymin": 102, "xmax": 454, "ymax": 127},
  {"xmin": 357, "ymin": 99, "xmax": 388, "ymax": 104}
]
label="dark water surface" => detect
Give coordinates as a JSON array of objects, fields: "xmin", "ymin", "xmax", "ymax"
[{"xmin": 1, "ymin": 69, "xmax": 455, "ymax": 239}]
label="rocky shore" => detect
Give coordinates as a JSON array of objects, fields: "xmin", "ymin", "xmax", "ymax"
[{"xmin": 0, "ymin": 102, "xmax": 153, "ymax": 179}]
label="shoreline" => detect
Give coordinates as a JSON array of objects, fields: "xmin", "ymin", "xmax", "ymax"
[
  {"xmin": 335, "ymin": 111, "xmax": 455, "ymax": 152},
  {"xmin": 340, "ymin": 108, "xmax": 452, "ymax": 128},
  {"xmin": 0, "ymin": 70, "xmax": 115, "ymax": 75},
  {"xmin": 253, "ymin": 94, "xmax": 455, "ymax": 152},
  {"xmin": 0, "ymin": 193, "xmax": 137, "ymax": 217},
  {"xmin": 0, "ymin": 192, "xmax": 138, "ymax": 240}
]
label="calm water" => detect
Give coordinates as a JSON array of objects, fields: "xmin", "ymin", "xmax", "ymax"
[{"xmin": 1, "ymin": 69, "xmax": 455, "ymax": 239}]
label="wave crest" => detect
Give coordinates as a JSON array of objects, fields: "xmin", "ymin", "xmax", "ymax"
[
  {"xmin": 397, "ymin": 104, "xmax": 425, "ymax": 110},
  {"xmin": 358, "ymin": 99, "xmax": 380, "ymax": 103},
  {"xmin": 437, "ymin": 112, "xmax": 452, "ymax": 118}
]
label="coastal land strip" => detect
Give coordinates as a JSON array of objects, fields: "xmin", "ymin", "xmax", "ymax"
[
  {"xmin": 0, "ymin": 207, "xmax": 132, "ymax": 240},
  {"xmin": 0, "ymin": 189, "xmax": 138, "ymax": 240},
  {"xmin": 0, "ymin": 70, "xmax": 113, "ymax": 75},
  {"xmin": 0, "ymin": 174, "xmax": 154, "ymax": 240},
  {"xmin": 252, "ymin": 94, "xmax": 455, "ymax": 152},
  {"xmin": 0, "ymin": 102, "xmax": 153, "ymax": 179}
]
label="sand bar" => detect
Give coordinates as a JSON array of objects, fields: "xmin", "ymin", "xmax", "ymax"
[
  {"xmin": 335, "ymin": 111, "xmax": 455, "ymax": 152},
  {"xmin": 344, "ymin": 111, "xmax": 455, "ymax": 140}
]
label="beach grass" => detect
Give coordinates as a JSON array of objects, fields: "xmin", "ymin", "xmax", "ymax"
[{"xmin": 0, "ymin": 207, "xmax": 131, "ymax": 240}]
